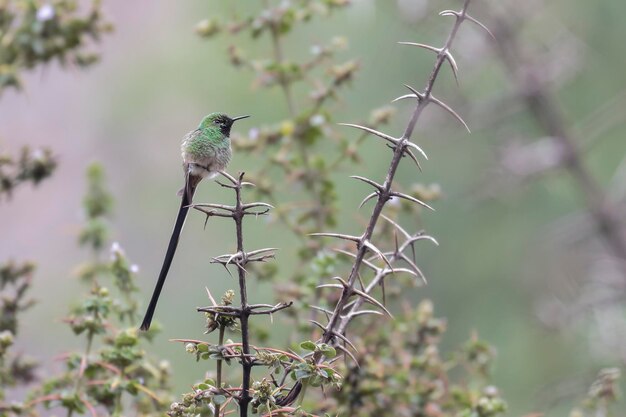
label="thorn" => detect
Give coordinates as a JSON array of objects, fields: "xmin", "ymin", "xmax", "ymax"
[
  {"xmin": 333, "ymin": 248, "xmax": 380, "ymax": 272},
  {"xmin": 352, "ymin": 287, "xmax": 393, "ymax": 318},
  {"xmin": 402, "ymin": 148, "xmax": 423, "ymax": 171},
  {"xmin": 439, "ymin": 9, "xmax": 461, "ymax": 19},
  {"xmin": 392, "ymin": 93, "xmax": 417, "ymax": 103},
  {"xmin": 390, "ymin": 191, "xmax": 435, "ymax": 211},
  {"xmin": 309, "ymin": 232, "xmax": 361, "ymax": 242},
  {"xmin": 338, "ymin": 123, "xmax": 399, "ymax": 146},
  {"xmin": 331, "ymin": 331, "xmax": 358, "ymax": 352},
  {"xmin": 443, "ymin": 49, "xmax": 460, "ymax": 85},
  {"xmin": 316, "ymin": 283, "xmax": 345, "ymax": 290},
  {"xmin": 381, "ymin": 267, "xmax": 418, "ymax": 278},
  {"xmin": 335, "ymin": 344, "xmax": 359, "ymax": 367},
  {"xmin": 381, "ymin": 214, "xmax": 411, "ymax": 239},
  {"xmin": 309, "ymin": 319, "xmax": 327, "ymax": 333},
  {"xmin": 358, "ymin": 192, "xmax": 379, "ymax": 209},
  {"xmin": 349, "ymin": 309, "xmax": 383, "ymax": 318},
  {"xmin": 402, "ymin": 84, "xmax": 425, "ymax": 101},
  {"xmin": 330, "ymin": 276, "xmax": 350, "ymax": 288},
  {"xmin": 363, "ymin": 240, "xmax": 394, "ymax": 271},
  {"xmin": 243, "ymin": 202, "xmax": 275, "ymax": 210},
  {"xmin": 310, "ymin": 305, "xmax": 332, "ymax": 319},
  {"xmin": 465, "ymin": 14, "xmax": 495, "ymax": 39},
  {"xmin": 408, "ymin": 234, "xmax": 439, "ymax": 246},
  {"xmin": 217, "ymin": 170, "xmax": 239, "ymax": 186},
  {"xmin": 398, "ymin": 252, "xmax": 427, "ymax": 285},
  {"xmin": 430, "ymin": 95, "xmax": 471, "ymax": 133},
  {"xmin": 394, "ymin": 231, "xmax": 400, "ymax": 256},
  {"xmin": 405, "ymin": 141, "xmax": 429, "ymax": 160},
  {"xmin": 356, "ymin": 271, "xmax": 366, "ymax": 292},
  {"xmin": 205, "ymin": 287, "xmax": 218, "ymax": 307},
  {"xmin": 221, "ymin": 263, "xmax": 234, "ymax": 279},
  {"xmin": 350, "ymin": 175, "xmax": 385, "ymax": 191},
  {"xmin": 398, "ymin": 41, "xmax": 440, "ymax": 54}
]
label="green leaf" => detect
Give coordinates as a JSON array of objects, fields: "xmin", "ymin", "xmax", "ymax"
[
  {"xmin": 294, "ymin": 369, "xmax": 311, "ymax": 380},
  {"xmin": 318, "ymin": 343, "xmax": 336, "ymax": 358},
  {"xmin": 300, "ymin": 340, "xmax": 316, "ymax": 351}
]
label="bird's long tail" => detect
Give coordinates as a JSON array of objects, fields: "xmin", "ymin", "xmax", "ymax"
[{"xmin": 139, "ymin": 173, "xmax": 201, "ymax": 331}]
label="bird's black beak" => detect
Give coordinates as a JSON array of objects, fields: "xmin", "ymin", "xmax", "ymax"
[{"xmin": 231, "ymin": 115, "xmax": 250, "ymax": 122}]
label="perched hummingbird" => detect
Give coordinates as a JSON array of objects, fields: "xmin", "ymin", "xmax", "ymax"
[{"xmin": 139, "ymin": 112, "xmax": 249, "ymax": 331}]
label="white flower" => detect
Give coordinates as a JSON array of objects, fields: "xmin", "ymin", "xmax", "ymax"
[
  {"xmin": 36, "ymin": 4, "xmax": 55, "ymax": 22},
  {"xmin": 110, "ymin": 242, "xmax": 125, "ymax": 260},
  {"xmin": 309, "ymin": 114, "xmax": 325, "ymax": 126},
  {"xmin": 130, "ymin": 264, "xmax": 140, "ymax": 273},
  {"xmin": 31, "ymin": 148, "xmax": 45, "ymax": 161},
  {"xmin": 248, "ymin": 128, "xmax": 260, "ymax": 141}
]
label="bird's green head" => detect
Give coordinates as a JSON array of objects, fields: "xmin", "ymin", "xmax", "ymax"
[{"xmin": 198, "ymin": 113, "xmax": 250, "ymax": 137}]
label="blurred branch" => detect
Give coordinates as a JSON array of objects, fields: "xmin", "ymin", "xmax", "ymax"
[{"xmin": 491, "ymin": 14, "xmax": 626, "ymax": 273}]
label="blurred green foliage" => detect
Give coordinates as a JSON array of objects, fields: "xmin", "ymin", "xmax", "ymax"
[
  {"xmin": 0, "ymin": 0, "xmax": 111, "ymax": 91},
  {"xmin": 0, "ymin": 147, "xmax": 55, "ymax": 200},
  {"xmin": 1, "ymin": 164, "xmax": 173, "ymax": 416}
]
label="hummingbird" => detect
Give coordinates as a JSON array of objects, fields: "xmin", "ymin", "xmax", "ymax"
[{"xmin": 139, "ymin": 112, "xmax": 249, "ymax": 331}]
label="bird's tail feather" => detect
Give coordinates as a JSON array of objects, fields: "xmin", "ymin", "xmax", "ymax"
[{"xmin": 139, "ymin": 173, "xmax": 201, "ymax": 331}]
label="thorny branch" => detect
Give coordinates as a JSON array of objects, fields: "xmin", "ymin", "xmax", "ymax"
[
  {"xmin": 193, "ymin": 171, "xmax": 291, "ymax": 417},
  {"xmin": 278, "ymin": 0, "xmax": 484, "ymax": 406}
]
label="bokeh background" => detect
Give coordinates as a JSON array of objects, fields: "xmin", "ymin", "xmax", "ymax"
[{"xmin": 2, "ymin": 0, "xmax": 626, "ymax": 415}]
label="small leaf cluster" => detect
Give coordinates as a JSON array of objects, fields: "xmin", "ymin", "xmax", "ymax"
[
  {"xmin": 0, "ymin": 260, "xmax": 35, "ymax": 335},
  {"xmin": 204, "ymin": 290, "xmax": 239, "ymax": 335},
  {"xmin": 0, "ymin": 146, "xmax": 56, "ymax": 200},
  {"xmin": 250, "ymin": 379, "xmax": 280, "ymax": 415},
  {"xmin": 0, "ymin": 261, "xmax": 39, "ymax": 414},
  {"xmin": 185, "ymin": 341, "xmax": 232, "ymax": 365},
  {"xmin": 78, "ymin": 162, "xmax": 113, "ymax": 251},
  {"xmin": 0, "ymin": 0, "xmax": 112, "ymax": 92},
  {"xmin": 168, "ymin": 377, "xmax": 226, "ymax": 417}
]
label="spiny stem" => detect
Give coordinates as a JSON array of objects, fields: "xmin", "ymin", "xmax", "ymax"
[
  {"xmin": 233, "ymin": 176, "xmax": 252, "ymax": 417},
  {"xmin": 319, "ymin": 0, "xmax": 471, "ymax": 353}
]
